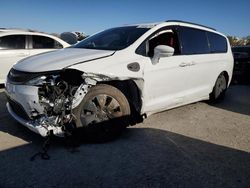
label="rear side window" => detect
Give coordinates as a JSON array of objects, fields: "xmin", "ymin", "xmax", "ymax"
[
  {"xmin": 207, "ymin": 32, "xmax": 227, "ymax": 53},
  {"xmin": 32, "ymin": 36, "xmax": 63, "ymax": 49},
  {"xmin": 0, "ymin": 35, "xmax": 26, "ymax": 49},
  {"xmin": 180, "ymin": 27, "xmax": 209, "ymax": 55}
]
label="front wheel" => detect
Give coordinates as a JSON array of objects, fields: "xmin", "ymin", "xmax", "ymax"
[
  {"xmin": 210, "ymin": 73, "xmax": 227, "ymax": 102},
  {"xmin": 73, "ymin": 84, "xmax": 131, "ymax": 142}
]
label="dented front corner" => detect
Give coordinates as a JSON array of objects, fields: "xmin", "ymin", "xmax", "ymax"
[{"xmin": 6, "ymin": 69, "xmax": 146, "ymax": 137}]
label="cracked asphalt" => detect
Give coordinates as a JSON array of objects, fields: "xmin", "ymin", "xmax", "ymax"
[{"xmin": 0, "ymin": 85, "xmax": 250, "ymax": 188}]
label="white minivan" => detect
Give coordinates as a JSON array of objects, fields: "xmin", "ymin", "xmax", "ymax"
[
  {"xmin": 0, "ymin": 29, "xmax": 69, "ymax": 83},
  {"xmin": 5, "ymin": 20, "xmax": 233, "ymax": 140}
]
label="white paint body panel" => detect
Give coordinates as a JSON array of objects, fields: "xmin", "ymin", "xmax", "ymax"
[
  {"xmin": 0, "ymin": 30, "xmax": 69, "ymax": 83},
  {"xmin": 5, "ymin": 21, "xmax": 234, "ymax": 136},
  {"xmin": 0, "ymin": 49, "xmax": 30, "ymax": 83},
  {"xmin": 14, "ymin": 48, "xmax": 115, "ymax": 72}
]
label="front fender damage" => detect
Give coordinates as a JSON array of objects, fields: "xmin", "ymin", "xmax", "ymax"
[
  {"xmin": 24, "ymin": 71, "xmax": 143, "ymax": 137},
  {"xmin": 23, "ymin": 72, "xmax": 96, "ymax": 137}
]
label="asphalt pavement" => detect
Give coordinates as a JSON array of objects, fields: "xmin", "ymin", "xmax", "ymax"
[{"xmin": 0, "ymin": 85, "xmax": 249, "ymax": 188}]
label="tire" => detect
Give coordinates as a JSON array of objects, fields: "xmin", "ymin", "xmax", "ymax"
[
  {"xmin": 73, "ymin": 84, "xmax": 131, "ymax": 142},
  {"xmin": 210, "ymin": 73, "xmax": 227, "ymax": 102}
]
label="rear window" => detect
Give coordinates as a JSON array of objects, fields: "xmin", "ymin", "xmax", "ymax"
[
  {"xmin": 207, "ymin": 32, "xmax": 227, "ymax": 53},
  {"xmin": 0, "ymin": 35, "xmax": 26, "ymax": 49}
]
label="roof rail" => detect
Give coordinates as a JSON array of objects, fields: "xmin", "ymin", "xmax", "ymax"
[{"xmin": 166, "ymin": 20, "xmax": 216, "ymax": 31}]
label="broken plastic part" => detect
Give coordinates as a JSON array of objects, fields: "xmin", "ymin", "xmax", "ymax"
[
  {"xmin": 32, "ymin": 72, "xmax": 100, "ymax": 136},
  {"xmin": 71, "ymin": 83, "xmax": 89, "ymax": 109}
]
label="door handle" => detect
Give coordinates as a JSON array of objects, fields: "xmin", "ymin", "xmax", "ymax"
[
  {"xmin": 179, "ymin": 62, "xmax": 196, "ymax": 67},
  {"xmin": 179, "ymin": 62, "xmax": 188, "ymax": 67}
]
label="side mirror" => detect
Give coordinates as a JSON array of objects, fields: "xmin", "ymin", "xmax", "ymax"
[{"xmin": 152, "ymin": 45, "xmax": 174, "ymax": 65}]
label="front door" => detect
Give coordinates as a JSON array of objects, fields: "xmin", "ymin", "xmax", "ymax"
[{"xmin": 141, "ymin": 27, "xmax": 199, "ymax": 114}]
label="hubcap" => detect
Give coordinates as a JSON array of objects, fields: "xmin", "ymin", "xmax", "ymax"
[{"xmin": 80, "ymin": 94, "xmax": 122, "ymax": 126}]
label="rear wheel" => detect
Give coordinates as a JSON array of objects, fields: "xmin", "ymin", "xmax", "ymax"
[
  {"xmin": 73, "ymin": 84, "xmax": 131, "ymax": 142},
  {"xmin": 210, "ymin": 73, "xmax": 227, "ymax": 101}
]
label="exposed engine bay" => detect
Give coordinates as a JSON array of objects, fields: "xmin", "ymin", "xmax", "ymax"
[
  {"xmin": 6, "ymin": 69, "xmax": 100, "ymax": 137},
  {"xmin": 37, "ymin": 70, "xmax": 100, "ymax": 136}
]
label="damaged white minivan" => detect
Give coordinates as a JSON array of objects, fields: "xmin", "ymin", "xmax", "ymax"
[{"xmin": 5, "ymin": 20, "xmax": 233, "ymax": 140}]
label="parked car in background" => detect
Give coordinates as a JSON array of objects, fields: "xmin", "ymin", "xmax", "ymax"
[
  {"xmin": 5, "ymin": 20, "xmax": 233, "ymax": 140},
  {"xmin": 0, "ymin": 28, "xmax": 70, "ymax": 83},
  {"xmin": 232, "ymin": 45, "xmax": 250, "ymax": 83},
  {"xmin": 60, "ymin": 31, "xmax": 87, "ymax": 44}
]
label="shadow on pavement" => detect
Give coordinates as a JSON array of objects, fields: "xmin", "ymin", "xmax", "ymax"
[
  {"xmin": 0, "ymin": 127, "xmax": 249, "ymax": 188},
  {"xmin": 0, "ymin": 82, "xmax": 250, "ymax": 187},
  {"xmin": 211, "ymin": 85, "xmax": 250, "ymax": 116}
]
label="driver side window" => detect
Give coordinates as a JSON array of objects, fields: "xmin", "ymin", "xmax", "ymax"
[
  {"xmin": 136, "ymin": 28, "xmax": 180, "ymax": 57},
  {"xmin": 148, "ymin": 32, "xmax": 175, "ymax": 57}
]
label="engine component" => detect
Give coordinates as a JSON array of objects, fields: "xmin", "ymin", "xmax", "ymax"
[{"xmin": 33, "ymin": 72, "xmax": 97, "ymax": 136}]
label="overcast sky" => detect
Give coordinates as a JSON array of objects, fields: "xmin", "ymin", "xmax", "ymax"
[{"xmin": 1, "ymin": 0, "xmax": 249, "ymax": 37}]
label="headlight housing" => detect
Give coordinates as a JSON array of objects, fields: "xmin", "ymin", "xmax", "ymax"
[
  {"xmin": 25, "ymin": 76, "xmax": 47, "ymax": 86},
  {"xmin": 25, "ymin": 74, "xmax": 60, "ymax": 86},
  {"xmin": 7, "ymin": 68, "xmax": 61, "ymax": 85}
]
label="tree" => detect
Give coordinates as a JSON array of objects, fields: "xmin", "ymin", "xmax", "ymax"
[
  {"xmin": 227, "ymin": 36, "xmax": 241, "ymax": 46},
  {"xmin": 227, "ymin": 36, "xmax": 250, "ymax": 46},
  {"xmin": 245, "ymin": 36, "xmax": 250, "ymax": 45}
]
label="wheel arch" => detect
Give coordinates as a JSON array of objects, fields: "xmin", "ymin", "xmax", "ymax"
[
  {"xmin": 61, "ymin": 69, "xmax": 144, "ymax": 123},
  {"xmin": 209, "ymin": 70, "xmax": 229, "ymax": 101},
  {"xmin": 222, "ymin": 71, "xmax": 229, "ymax": 86},
  {"xmin": 99, "ymin": 79, "xmax": 144, "ymax": 124},
  {"xmin": 211, "ymin": 70, "xmax": 229, "ymax": 91}
]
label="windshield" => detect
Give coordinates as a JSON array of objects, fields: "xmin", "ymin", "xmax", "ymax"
[{"xmin": 74, "ymin": 26, "xmax": 149, "ymax": 51}]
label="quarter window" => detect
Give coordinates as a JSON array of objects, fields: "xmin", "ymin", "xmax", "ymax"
[
  {"xmin": 180, "ymin": 27, "xmax": 209, "ymax": 55},
  {"xmin": 207, "ymin": 32, "xmax": 227, "ymax": 53},
  {"xmin": 32, "ymin": 36, "xmax": 63, "ymax": 49},
  {"xmin": 0, "ymin": 35, "xmax": 26, "ymax": 49}
]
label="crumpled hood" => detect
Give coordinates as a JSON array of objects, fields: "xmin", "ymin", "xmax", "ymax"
[{"xmin": 13, "ymin": 48, "xmax": 115, "ymax": 72}]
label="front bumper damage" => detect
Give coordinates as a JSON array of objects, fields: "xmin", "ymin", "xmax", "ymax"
[
  {"xmin": 5, "ymin": 70, "xmax": 98, "ymax": 137},
  {"xmin": 7, "ymin": 102, "xmax": 64, "ymax": 136}
]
